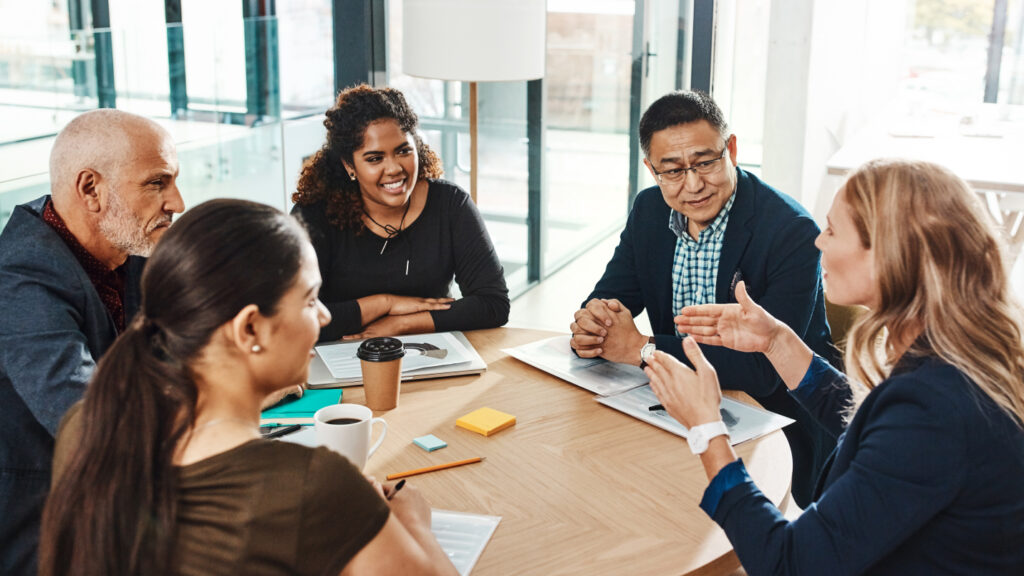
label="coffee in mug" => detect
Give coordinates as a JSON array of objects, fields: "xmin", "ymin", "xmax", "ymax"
[
  {"xmin": 357, "ymin": 337, "xmax": 405, "ymax": 411},
  {"xmin": 313, "ymin": 404, "xmax": 387, "ymax": 470},
  {"xmin": 325, "ymin": 418, "xmax": 362, "ymax": 425}
]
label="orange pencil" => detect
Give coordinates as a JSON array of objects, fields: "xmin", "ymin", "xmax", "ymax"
[{"xmin": 386, "ymin": 456, "xmax": 485, "ymax": 480}]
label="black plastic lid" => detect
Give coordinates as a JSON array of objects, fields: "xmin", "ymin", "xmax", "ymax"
[{"xmin": 357, "ymin": 337, "xmax": 405, "ymax": 362}]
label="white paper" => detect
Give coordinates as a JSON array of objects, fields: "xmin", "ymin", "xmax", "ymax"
[
  {"xmin": 597, "ymin": 385, "xmax": 794, "ymax": 446},
  {"xmin": 431, "ymin": 509, "xmax": 501, "ymax": 576},
  {"xmin": 317, "ymin": 332, "xmax": 474, "ymax": 380},
  {"xmin": 503, "ymin": 335, "xmax": 647, "ymax": 396},
  {"xmin": 277, "ymin": 426, "xmax": 318, "ymax": 447}
]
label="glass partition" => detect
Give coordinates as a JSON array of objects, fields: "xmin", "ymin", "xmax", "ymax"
[
  {"xmin": 0, "ymin": 15, "xmax": 301, "ymax": 232},
  {"xmin": 542, "ymin": 2, "xmax": 634, "ymax": 275}
]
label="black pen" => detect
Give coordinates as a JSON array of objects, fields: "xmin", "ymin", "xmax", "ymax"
[
  {"xmin": 261, "ymin": 424, "xmax": 302, "ymax": 439},
  {"xmin": 648, "ymin": 404, "xmax": 665, "ymax": 411},
  {"xmin": 387, "ymin": 479, "xmax": 406, "ymax": 501}
]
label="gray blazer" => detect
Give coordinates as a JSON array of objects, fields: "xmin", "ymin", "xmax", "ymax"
[{"xmin": 0, "ymin": 195, "xmax": 143, "ymax": 575}]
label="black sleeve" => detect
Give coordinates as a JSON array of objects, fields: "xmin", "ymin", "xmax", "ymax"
[
  {"xmin": 291, "ymin": 203, "xmax": 364, "ymax": 341},
  {"xmin": 429, "ymin": 188, "xmax": 510, "ymax": 332}
]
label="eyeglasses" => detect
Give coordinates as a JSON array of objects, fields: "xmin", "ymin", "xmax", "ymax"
[{"xmin": 649, "ymin": 147, "xmax": 728, "ymax": 186}]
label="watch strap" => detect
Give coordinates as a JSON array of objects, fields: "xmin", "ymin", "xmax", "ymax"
[{"xmin": 689, "ymin": 420, "xmax": 729, "ymax": 455}]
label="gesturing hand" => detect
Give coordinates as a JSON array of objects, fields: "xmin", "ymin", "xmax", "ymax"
[
  {"xmin": 673, "ymin": 281, "xmax": 781, "ymax": 354},
  {"xmin": 645, "ymin": 338, "xmax": 722, "ymax": 429}
]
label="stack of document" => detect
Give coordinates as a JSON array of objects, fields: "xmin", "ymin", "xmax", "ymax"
[
  {"xmin": 505, "ymin": 335, "xmax": 793, "ymax": 445},
  {"xmin": 308, "ymin": 331, "xmax": 487, "ymax": 388}
]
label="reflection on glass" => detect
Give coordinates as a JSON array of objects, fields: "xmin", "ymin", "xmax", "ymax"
[{"xmin": 543, "ymin": 4, "xmax": 633, "ymax": 275}]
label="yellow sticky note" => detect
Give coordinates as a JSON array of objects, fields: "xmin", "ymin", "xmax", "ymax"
[{"xmin": 456, "ymin": 407, "xmax": 516, "ymax": 437}]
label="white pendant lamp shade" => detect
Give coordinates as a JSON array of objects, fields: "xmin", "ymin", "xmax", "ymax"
[{"xmin": 402, "ymin": 0, "xmax": 546, "ymax": 82}]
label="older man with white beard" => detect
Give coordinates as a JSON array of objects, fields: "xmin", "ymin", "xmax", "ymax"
[{"xmin": 0, "ymin": 109, "xmax": 184, "ymax": 576}]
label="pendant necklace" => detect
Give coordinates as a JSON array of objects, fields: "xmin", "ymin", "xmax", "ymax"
[{"xmin": 364, "ymin": 199, "xmax": 411, "ymax": 255}]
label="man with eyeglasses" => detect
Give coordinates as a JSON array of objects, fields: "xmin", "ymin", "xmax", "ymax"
[{"xmin": 570, "ymin": 90, "xmax": 836, "ymax": 508}]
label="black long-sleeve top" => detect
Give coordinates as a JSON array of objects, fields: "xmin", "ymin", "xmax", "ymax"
[{"xmin": 292, "ymin": 179, "xmax": 510, "ymax": 342}]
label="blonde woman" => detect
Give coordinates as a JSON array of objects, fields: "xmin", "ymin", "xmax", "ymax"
[{"xmin": 647, "ymin": 159, "xmax": 1024, "ymax": 574}]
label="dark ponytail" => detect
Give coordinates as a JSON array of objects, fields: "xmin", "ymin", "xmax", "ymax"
[{"xmin": 40, "ymin": 199, "xmax": 308, "ymax": 576}]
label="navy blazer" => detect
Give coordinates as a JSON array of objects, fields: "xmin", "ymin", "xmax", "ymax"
[
  {"xmin": 0, "ymin": 196, "xmax": 143, "ymax": 575},
  {"xmin": 588, "ymin": 167, "xmax": 835, "ymax": 397},
  {"xmin": 709, "ymin": 355, "xmax": 1024, "ymax": 575},
  {"xmin": 586, "ymin": 168, "xmax": 837, "ymax": 507}
]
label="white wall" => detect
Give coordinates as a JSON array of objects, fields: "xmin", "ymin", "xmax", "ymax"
[{"xmin": 757, "ymin": 0, "xmax": 907, "ymax": 220}]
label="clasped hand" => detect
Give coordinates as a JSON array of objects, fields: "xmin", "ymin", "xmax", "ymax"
[{"xmin": 569, "ymin": 298, "xmax": 647, "ymax": 365}]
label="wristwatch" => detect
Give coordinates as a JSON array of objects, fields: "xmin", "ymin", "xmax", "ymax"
[
  {"xmin": 638, "ymin": 337, "xmax": 656, "ymax": 369},
  {"xmin": 687, "ymin": 420, "xmax": 729, "ymax": 455}
]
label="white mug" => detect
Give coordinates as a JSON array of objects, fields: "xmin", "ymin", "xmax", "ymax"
[{"xmin": 313, "ymin": 404, "xmax": 387, "ymax": 470}]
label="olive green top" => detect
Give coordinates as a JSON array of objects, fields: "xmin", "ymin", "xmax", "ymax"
[{"xmin": 54, "ymin": 405, "xmax": 390, "ymax": 576}]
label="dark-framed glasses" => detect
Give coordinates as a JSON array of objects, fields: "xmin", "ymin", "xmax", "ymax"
[{"xmin": 650, "ymin": 147, "xmax": 728, "ymax": 186}]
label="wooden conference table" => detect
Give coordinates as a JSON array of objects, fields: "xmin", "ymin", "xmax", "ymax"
[{"xmin": 344, "ymin": 328, "xmax": 792, "ymax": 575}]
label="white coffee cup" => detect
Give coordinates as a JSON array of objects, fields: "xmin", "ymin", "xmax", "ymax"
[{"xmin": 313, "ymin": 404, "xmax": 387, "ymax": 470}]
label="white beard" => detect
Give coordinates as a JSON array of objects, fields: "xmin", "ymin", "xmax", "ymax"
[{"xmin": 99, "ymin": 190, "xmax": 157, "ymax": 257}]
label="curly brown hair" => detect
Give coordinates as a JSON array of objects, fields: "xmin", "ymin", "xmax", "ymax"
[{"xmin": 292, "ymin": 84, "xmax": 443, "ymax": 231}]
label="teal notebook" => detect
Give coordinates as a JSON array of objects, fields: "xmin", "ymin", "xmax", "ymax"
[{"xmin": 261, "ymin": 389, "xmax": 343, "ymax": 419}]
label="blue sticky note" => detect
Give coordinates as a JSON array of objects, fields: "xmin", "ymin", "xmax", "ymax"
[{"xmin": 413, "ymin": 434, "xmax": 447, "ymax": 452}]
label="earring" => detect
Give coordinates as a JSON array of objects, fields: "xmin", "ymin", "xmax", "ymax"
[
  {"xmin": 251, "ymin": 344, "xmax": 262, "ymax": 353},
  {"xmin": 348, "ymin": 172, "xmax": 356, "ymax": 181}
]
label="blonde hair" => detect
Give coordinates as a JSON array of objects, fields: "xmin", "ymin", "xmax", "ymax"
[{"xmin": 841, "ymin": 158, "xmax": 1024, "ymax": 427}]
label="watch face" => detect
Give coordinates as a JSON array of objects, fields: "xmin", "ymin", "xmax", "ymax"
[{"xmin": 641, "ymin": 343, "xmax": 656, "ymax": 363}]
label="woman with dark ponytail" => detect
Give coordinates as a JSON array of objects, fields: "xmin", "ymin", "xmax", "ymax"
[{"xmin": 39, "ymin": 199, "xmax": 457, "ymax": 576}]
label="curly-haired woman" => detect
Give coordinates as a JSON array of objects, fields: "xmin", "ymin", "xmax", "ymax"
[{"xmin": 292, "ymin": 85, "xmax": 509, "ymax": 341}]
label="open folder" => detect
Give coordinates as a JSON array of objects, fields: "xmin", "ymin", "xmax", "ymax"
[
  {"xmin": 307, "ymin": 331, "xmax": 487, "ymax": 389},
  {"xmin": 505, "ymin": 335, "xmax": 793, "ymax": 446}
]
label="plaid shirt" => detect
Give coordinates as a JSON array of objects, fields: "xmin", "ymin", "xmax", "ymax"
[{"xmin": 669, "ymin": 192, "xmax": 736, "ymax": 335}]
